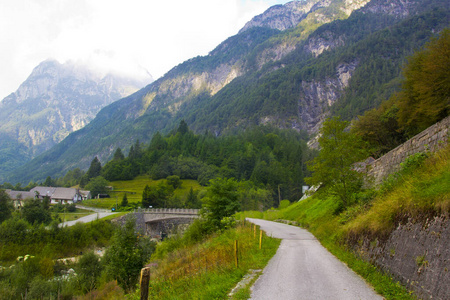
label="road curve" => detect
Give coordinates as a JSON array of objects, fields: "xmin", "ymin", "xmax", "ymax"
[
  {"xmin": 58, "ymin": 205, "xmax": 117, "ymax": 227},
  {"xmin": 247, "ymin": 218, "xmax": 382, "ymax": 300}
]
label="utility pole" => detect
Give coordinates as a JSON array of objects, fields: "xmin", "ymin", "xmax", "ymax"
[{"xmin": 278, "ymin": 184, "xmax": 281, "ymax": 205}]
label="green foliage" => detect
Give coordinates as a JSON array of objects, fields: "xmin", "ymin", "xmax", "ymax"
[
  {"xmin": 144, "ymin": 223, "xmax": 280, "ymax": 299},
  {"xmin": 0, "ymin": 219, "xmax": 116, "ymax": 299},
  {"xmin": 397, "ymin": 29, "xmax": 450, "ymax": 136},
  {"xmin": 76, "ymin": 251, "xmax": 103, "ymax": 294},
  {"xmin": 120, "ymin": 193, "xmax": 128, "ymax": 207},
  {"xmin": 142, "ymin": 182, "xmax": 174, "ymax": 208},
  {"xmin": 85, "ymin": 176, "xmax": 109, "ymax": 198},
  {"xmin": 166, "ymin": 175, "xmax": 182, "ymax": 189},
  {"xmin": 52, "ymin": 202, "xmax": 77, "ymax": 213},
  {"xmin": 100, "ymin": 124, "xmax": 308, "ymax": 207},
  {"xmin": 112, "ymin": 147, "xmax": 125, "ymax": 161},
  {"xmin": 0, "ymin": 189, "xmax": 13, "ymax": 224},
  {"xmin": 279, "ymin": 200, "xmax": 291, "ymax": 210},
  {"xmin": 43, "ymin": 176, "xmax": 56, "ymax": 187},
  {"xmin": 87, "ymin": 157, "xmax": 102, "ymax": 180},
  {"xmin": 103, "ymin": 217, "xmax": 156, "ymax": 292},
  {"xmin": 0, "ymin": 217, "xmax": 115, "ymax": 261},
  {"xmin": 352, "ymin": 98, "xmax": 405, "ymax": 157},
  {"xmin": 202, "ymin": 178, "xmax": 240, "ymax": 230},
  {"xmin": 353, "ymin": 28, "xmax": 450, "ymax": 157},
  {"xmin": 177, "ymin": 119, "xmax": 189, "ymax": 135},
  {"xmin": 56, "ymin": 168, "xmax": 85, "ymax": 187},
  {"xmin": 305, "ymin": 117, "xmax": 368, "ymax": 207},
  {"xmin": 6, "ymin": 2, "xmax": 449, "ymax": 186},
  {"xmin": 22, "ymin": 198, "xmax": 52, "ymax": 225},
  {"xmin": 400, "ymin": 152, "xmax": 429, "ymax": 174}
]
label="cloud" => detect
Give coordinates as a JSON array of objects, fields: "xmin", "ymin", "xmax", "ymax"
[{"xmin": 0, "ymin": 0, "xmax": 288, "ymax": 100}]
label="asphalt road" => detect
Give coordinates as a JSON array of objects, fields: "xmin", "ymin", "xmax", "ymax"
[
  {"xmin": 247, "ymin": 218, "xmax": 383, "ymax": 300},
  {"xmin": 58, "ymin": 206, "xmax": 117, "ymax": 227}
]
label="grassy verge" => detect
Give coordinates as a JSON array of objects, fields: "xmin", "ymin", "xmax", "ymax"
[
  {"xmin": 238, "ymin": 197, "xmax": 414, "ymax": 299},
  {"xmin": 53, "ymin": 208, "xmax": 93, "ymax": 222},
  {"xmin": 237, "ymin": 144, "xmax": 449, "ymax": 299},
  {"xmin": 126, "ymin": 223, "xmax": 280, "ymax": 299}
]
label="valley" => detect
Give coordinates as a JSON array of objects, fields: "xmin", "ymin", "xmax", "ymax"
[{"xmin": 0, "ymin": 0, "xmax": 449, "ymax": 299}]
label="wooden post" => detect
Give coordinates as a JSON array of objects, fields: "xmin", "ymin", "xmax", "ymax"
[
  {"xmin": 140, "ymin": 267, "xmax": 151, "ymax": 300},
  {"xmin": 234, "ymin": 240, "xmax": 239, "ymax": 268},
  {"xmin": 259, "ymin": 230, "xmax": 263, "ymax": 250}
]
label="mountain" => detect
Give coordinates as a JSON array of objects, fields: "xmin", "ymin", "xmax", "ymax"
[
  {"xmin": 0, "ymin": 59, "xmax": 152, "ymax": 180},
  {"xmin": 6, "ymin": 0, "xmax": 450, "ymax": 184}
]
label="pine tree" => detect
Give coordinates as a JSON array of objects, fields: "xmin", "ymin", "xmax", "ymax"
[
  {"xmin": 87, "ymin": 157, "xmax": 102, "ymax": 180},
  {"xmin": 177, "ymin": 120, "xmax": 189, "ymax": 135},
  {"xmin": 113, "ymin": 148, "xmax": 125, "ymax": 161},
  {"xmin": 121, "ymin": 193, "xmax": 128, "ymax": 207}
]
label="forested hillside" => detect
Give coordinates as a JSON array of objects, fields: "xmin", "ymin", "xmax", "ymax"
[
  {"xmin": 97, "ymin": 122, "xmax": 308, "ymax": 209},
  {"xmin": 6, "ymin": 0, "xmax": 450, "ymax": 184}
]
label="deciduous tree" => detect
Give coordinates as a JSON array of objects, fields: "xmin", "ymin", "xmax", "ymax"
[
  {"xmin": 202, "ymin": 178, "xmax": 240, "ymax": 229},
  {"xmin": 305, "ymin": 117, "xmax": 368, "ymax": 208}
]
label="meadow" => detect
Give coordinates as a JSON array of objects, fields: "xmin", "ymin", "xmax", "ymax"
[{"xmin": 82, "ymin": 175, "xmax": 205, "ymax": 210}]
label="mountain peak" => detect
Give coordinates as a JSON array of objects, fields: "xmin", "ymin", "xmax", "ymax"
[
  {"xmin": 239, "ymin": 0, "xmax": 313, "ymax": 33},
  {"xmin": 0, "ymin": 59, "xmax": 153, "ymax": 178}
]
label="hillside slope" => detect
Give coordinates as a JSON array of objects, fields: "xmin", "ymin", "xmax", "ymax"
[
  {"xmin": 0, "ymin": 59, "xmax": 151, "ymax": 180},
  {"xmin": 7, "ymin": 0, "xmax": 450, "ymax": 183}
]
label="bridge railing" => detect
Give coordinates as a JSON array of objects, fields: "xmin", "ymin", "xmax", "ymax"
[{"xmin": 134, "ymin": 208, "xmax": 200, "ymax": 214}]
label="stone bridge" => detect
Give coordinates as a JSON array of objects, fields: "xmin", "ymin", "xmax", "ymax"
[{"xmin": 133, "ymin": 208, "xmax": 200, "ymax": 239}]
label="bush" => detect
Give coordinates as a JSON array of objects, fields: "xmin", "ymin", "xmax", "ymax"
[{"xmin": 279, "ymin": 200, "xmax": 291, "ymax": 209}]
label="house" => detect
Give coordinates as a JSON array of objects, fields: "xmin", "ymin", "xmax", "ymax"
[
  {"xmin": 50, "ymin": 188, "xmax": 84, "ymax": 204},
  {"xmin": 4, "ymin": 189, "xmax": 36, "ymax": 208},
  {"xmin": 30, "ymin": 186, "xmax": 90, "ymax": 204},
  {"xmin": 5, "ymin": 186, "xmax": 91, "ymax": 207},
  {"xmin": 30, "ymin": 186, "xmax": 56, "ymax": 199},
  {"xmin": 79, "ymin": 190, "xmax": 91, "ymax": 200}
]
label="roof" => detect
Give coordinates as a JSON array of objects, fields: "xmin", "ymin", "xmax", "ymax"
[
  {"xmin": 30, "ymin": 186, "xmax": 56, "ymax": 197},
  {"xmin": 5, "ymin": 190, "xmax": 35, "ymax": 200},
  {"xmin": 51, "ymin": 188, "xmax": 80, "ymax": 200}
]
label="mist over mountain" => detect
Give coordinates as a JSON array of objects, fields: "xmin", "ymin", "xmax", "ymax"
[
  {"xmin": 0, "ymin": 59, "xmax": 152, "ymax": 180},
  {"xmin": 5, "ymin": 0, "xmax": 450, "ymax": 184}
]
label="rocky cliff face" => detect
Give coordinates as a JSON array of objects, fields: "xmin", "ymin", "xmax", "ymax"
[
  {"xmin": 239, "ymin": 0, "xmax": 317, "ymax": 33},
  {"xmin": 140, "ymin": 0, "xmax": 372, "ymax": 120},
  {"xmin": 297, "ymin": 61, "xmax": 358, "ymax": 133},
  {"xmin": 6, "ymin": 0, "xmax": 449, "ymax": 184},
  {"xmin": 0, "ymin": 59, "xmax": 151, "ymax": 174}
]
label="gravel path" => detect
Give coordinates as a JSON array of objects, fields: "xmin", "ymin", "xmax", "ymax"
[{"xmin": 247, "ymin": 218, "xmax": 382, "ymax": 300}]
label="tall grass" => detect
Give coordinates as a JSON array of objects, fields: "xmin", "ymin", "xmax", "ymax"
[
  {"xmin": 126, "ymin": 223, "xmax": 280, "ymax": 299},
  {"xmin": 237, "ymin": 144, "xmax": 450, "ymax": 299},
  {"xmin": 344, "ymin": 144, "xmax": 450, "ymax": 241}
]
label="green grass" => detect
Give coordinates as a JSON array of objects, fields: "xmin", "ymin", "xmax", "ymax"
[
  {"xmin": 126, "ymin": 223, "xmax": 280, "ymax": 299},
  {"xmin": 237, "ymin": 145, "xmax": 450, "ymax": 299},
  {"xmin": 344, "ymin": 144, "xmax": 450, "ymax": 240},
  {"xmin": 82, "ymin": 175, "xmax": 205, "ymax": 209},
  {"xmin": 53, "ymin": 208, "xmax": 94, "ymax": 222}
]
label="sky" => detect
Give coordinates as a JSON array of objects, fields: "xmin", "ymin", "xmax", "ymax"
[{"xmin": 0, "ymin": 0, "xmax": 290, "ymax": 100}]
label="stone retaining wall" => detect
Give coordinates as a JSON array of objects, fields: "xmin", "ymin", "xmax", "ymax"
[
  {"xmin": 367, "ymin": 116, "xmax": 449, "ymax": 186},
  {"xmin": 356, "ymin": 216, "xmax": 449, "ymax": 300}
]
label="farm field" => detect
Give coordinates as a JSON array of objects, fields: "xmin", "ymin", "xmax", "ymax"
[{"xmin": 82, "ymin": 175, "xmax": 205, "ymax": 209}]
